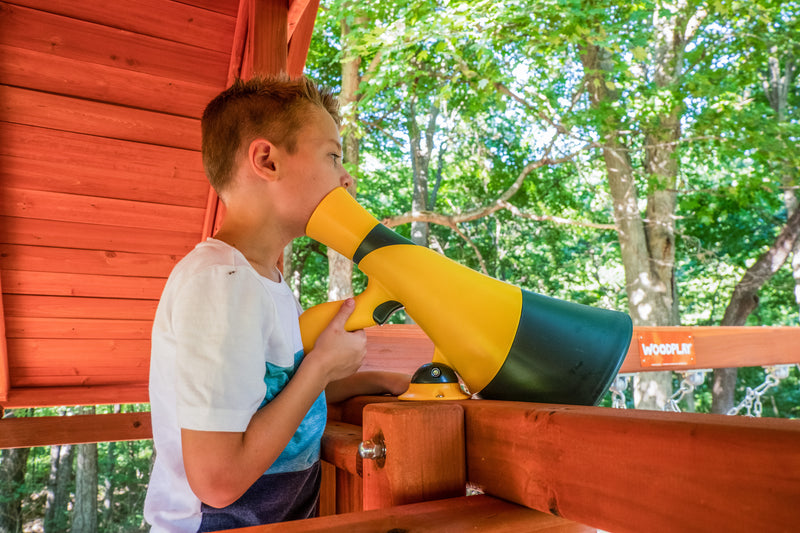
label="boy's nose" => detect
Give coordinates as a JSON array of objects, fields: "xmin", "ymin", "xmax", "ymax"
[{"xmin": 341, "ymin": 172, "xmax": 356, "ymax": 192}]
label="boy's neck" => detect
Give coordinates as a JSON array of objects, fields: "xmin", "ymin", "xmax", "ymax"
[{"xmin": 213, "ymin": 220, "xmax": 286, "ymax": 283}]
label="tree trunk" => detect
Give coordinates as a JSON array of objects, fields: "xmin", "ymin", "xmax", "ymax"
[
  {"xmin": 580, "ymin": 42, "xmax": 673, "ymax": 409},
  {"xmin": 712, "ymin": 206, "xmax": 800, "ymax": 413},
  {"xmin": 73, "ymin": 445, "xmax": 98, "ymax": 533},
  {"xmin": 44, "ymin": 443, "xmax": 74, "ymax": 533},
  {"xmin": 581, "ymin": 2, "xmax": 706, "ymax": 409},
  {"xmin": 101, "ymin": 406, "xmax": 120, "ymax": 528},
  {"xmin": 0, "ymin": 411, "xmax": 30, "ymax": 533},
  {"xmin": 764, "ymin": 48, "xmax": 799, "ymax": 319},
  {"xmin": 73, "ymin": 408, "xmax": 98, "ymax": 533},
  {"xmin": 327, "ymin": 11, "xmax": 362, "ymax": 301},
  {"xmin": 713, "ymin": 49, "xmax": 800, "ymax": 414},
  {"xmin": 407, "ymin": 98, "xmax": 439, "ymax": 248}
]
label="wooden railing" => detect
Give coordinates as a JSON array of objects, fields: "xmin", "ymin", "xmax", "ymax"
[
  {"xmin": 1, "ymin": 324, "xmax": 799, "ymax": 532},
  {"xmin": 299, "ymin": 396, "xmax": 800, "ymax": 533}
]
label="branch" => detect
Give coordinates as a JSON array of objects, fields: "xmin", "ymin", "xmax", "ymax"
[
  {"xmin": 493, "ymin": 82, "xmax": 568, "ymax": 136},
  {"xmin": 498, "ymin": 201, "xmax": 616, "ymax": 230},
  {"xmin": 449, "ymin": 224, "xmax": 489, "ymax": 275},
  {"xmin": 381, "ymin": 142, "xmax": 603, "ymax": 229},
  {"xmin": 720, "ymin": 206, "xmax": 800, "ymax": 326},
  {"xmin": 360, "ymin": 50, "xmax": 384, "ymax": 86}
]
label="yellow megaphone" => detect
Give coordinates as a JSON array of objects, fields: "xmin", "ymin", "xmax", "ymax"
[{"xmin": 300, "ymin": 187, "xmax": 633, "ymax": 405}]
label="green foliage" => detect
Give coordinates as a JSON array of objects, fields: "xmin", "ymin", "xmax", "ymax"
[
  {"xmin": 306, "ymin": 0, "xmax": 799, "ymax": 414},
  {"xmin": 11, "ymin": 405, "xmax": 152, "ymax": 532},
  {"xmin": 8, "ymin": 4, "xmax": 800, "ymax": 529}
]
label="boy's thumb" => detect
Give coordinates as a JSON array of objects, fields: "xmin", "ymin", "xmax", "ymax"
[{"xmin": 332, "ymin": 298, "xmax": 356, "ymax": 328}]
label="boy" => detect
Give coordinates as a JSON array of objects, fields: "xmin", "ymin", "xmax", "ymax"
[{"xmin": 145, "ymin": 75, "xmax": 409, "ymax": 532}]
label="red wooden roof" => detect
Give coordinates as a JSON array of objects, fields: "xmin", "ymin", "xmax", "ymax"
[{"xmin": 0, "ymin": 0, "xmax": 319, "ymax": 409}]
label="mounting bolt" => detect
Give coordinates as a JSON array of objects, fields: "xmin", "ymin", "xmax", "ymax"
[{"xmin": 358, "ymin": 439, "xmax": 386, "ymax": 460}]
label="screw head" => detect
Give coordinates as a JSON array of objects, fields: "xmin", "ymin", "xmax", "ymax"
[{"xmin": 358, "ymin": 439, "xmax": 386, "ymax": 460}]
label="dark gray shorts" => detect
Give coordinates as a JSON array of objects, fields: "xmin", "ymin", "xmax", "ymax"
[{"xmin": 197, "ymin": 461, "xmax": 320, "ymax": 532}]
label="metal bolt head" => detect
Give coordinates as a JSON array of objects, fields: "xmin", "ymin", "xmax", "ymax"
[{"xmin": 358, "ymin": 439, "xmax": 386, "ymax": 460}]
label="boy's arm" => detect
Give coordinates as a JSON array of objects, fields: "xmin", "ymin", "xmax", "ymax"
[
  {"xmin": 181, "ymin": 299, "xmax": 366, "ymax": 509},
  {"xmin": 325, "ymin": 371, "xmax": 411, "ymax": 404}
]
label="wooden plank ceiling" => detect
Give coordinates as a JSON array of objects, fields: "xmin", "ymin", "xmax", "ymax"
[{"xmin": 0, "ymin": 0, "xmax": 319, "ymax": 409}]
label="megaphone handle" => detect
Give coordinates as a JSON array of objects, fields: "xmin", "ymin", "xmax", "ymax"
[{"xmin": 299, "ymin": 278, "xmax": 397, "ymax": 352}]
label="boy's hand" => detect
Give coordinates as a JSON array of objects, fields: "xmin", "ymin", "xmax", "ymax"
[{"xmin": 308, "ymin": 298, "xmax": 366, "ymax": 384}]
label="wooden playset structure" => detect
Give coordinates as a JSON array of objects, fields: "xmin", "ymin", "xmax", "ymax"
[{"xmin": 1, "ymin": 1, "xmax": 799, "ymax": 531}]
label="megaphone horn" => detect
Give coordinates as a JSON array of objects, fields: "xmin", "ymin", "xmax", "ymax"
[{"xmin": 299, "ymin": 187, "xmax": 633, "ymax": 406}]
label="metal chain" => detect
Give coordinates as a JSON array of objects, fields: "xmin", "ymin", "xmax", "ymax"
[
  {"xmin": 609, "ymin": 365, "xmax": 797, "ymax": 414},
  {"xmin": 664, "ymin": 370, "xmax": 709, "ymax": 413},
  {"xmin": 726, "ymin": 365, "xmax": 794, "ymax": 417},
  {"xmin": 609, "ymin": 375, "xmax": 630, "ymax": 409}
]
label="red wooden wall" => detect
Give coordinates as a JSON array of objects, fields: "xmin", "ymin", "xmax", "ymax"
[{"xmin": 0, "ymin": 0, "xmax": 317, "ymax": 409}]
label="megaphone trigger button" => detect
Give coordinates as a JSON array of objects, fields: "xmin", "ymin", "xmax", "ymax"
[{"xmin": 372, "ymin": 300, "xmax": 404, "ymax": 324}]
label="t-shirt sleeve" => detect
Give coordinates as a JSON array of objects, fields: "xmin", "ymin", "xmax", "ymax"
[{"xmin": 172, "ymin": 265, "xmax": 272, "ymax": 432}]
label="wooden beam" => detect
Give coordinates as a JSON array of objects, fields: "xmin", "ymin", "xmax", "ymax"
[
  {"xmin": 287, "ymin": 0, "xmax": 319, "ymax": 78},
  {"xmin": 225, "ymin": 494, "xmax": 592, "ymax": 533},
  {"xmin": 2, "ymin": 270, "xmax": 165, "ymax": 300},
  {"xmin": 0, "ymin": 216, "xmax": 197, "ymax": 256},
  {"xmin": 0, "ymin": 274, "xmax": 9, "ymax": 403},
  {"xmin": 461, "ymin": 400, "xmax": 800, "ymax": 533},
  {"xmin": 0, "ymin": 86, "xmax": 202, "ymax": 151},
  {"xmin": 1, "ymin": 188, "xmax": 204, "ymax": 234},
  {"xmin": 621, "ymin": 326, "xmax": 800, "ymax": 372},
  {"xmin": 0, "ymin": 44, "xmax": 218, "ymax": 119},
  {"xmin": 357, "ymin": 324, "xmax": 800, "ymax": 379},
  {"xmin": 0, "ymin": 384, "xmax": 149, "ymax": 410},
  {"xmin": 0, "ymin": 2, "xmax": 229, "ymax": 86},
  {"xmin": 227, "ymin": 0, "xmax": 251, "ymax": 82},
  {"xmin": 9, "ymin": 0, "xmax": 237, "ymax": 53},
  {"xmin": 3, "ymin": 295, "xmax": 157, "ymax": 321},
  {"xmin": 287, "ymin": 0, "xmax": 312, "ymax": 41},
  {"xmin": 248, "ymin": 0, "xmax": 288, "ymax": 77},
  {"xmin": 0, "ymin": 411, "xmax": 152, "ymax": 449},
  {"xmin": 0, "ymin": 244, "xmax": 178, "ymax": 278},
  {"xmin": 0, "ymin": 152, "xmax": 208, "ymax": 208},
  {"xmin": 360, "ymin": 324, "xmax": 434, "ymax": 376},
  {"xmin": 6, "ymin": 338, "xmax": 150, "ymax": 388},
  {"xmin": 0, "ymin": 123, "xmax": 205, "ymax": 183},
  {"xmin": 5, "ymin": 317, "xmax": 151, "ymax": 341},
  {"xmin": 361, "ymin": 402, "xmax": 465, "ymax": 511},
  {"xmin": 320, "ymin": 421, "xmax": 362, "ymax": 477}
]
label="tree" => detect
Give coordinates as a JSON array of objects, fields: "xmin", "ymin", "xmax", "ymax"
[
  {"xmin": 44, "ymin": 442, "xmax": 73, "ymax": 533},
  {"xmin": 712, "ymin": 207, "xmax": 800, "ymax": 412},
  {"xmin": 326, "ymin": 2, "xmax": 361, "ymax": 302},
  {"xmin": 764, "ymin": 33, "xmax": 800, "ymax": 316},
  {"xmin": 307, "ymin": 0, "xmax": 799, "ymax": 414},
  {"xmin": 73, "ymin": 408, "xmax": 98, "ymax": 533},
  {"xmin": 0, "ymin": 413, "xmax": 30, "ymax": 533}
]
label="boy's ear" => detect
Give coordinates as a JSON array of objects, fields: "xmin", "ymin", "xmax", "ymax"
[{"xmin": 248, "ymin": 139, "xmax": 278, "ymax": 181}]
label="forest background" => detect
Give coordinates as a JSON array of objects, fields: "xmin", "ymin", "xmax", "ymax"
[{"xmin": 1, "ymin": 0, "xmax": 798, "ymax": 531}]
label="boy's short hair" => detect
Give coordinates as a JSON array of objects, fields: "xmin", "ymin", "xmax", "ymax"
[{"xmin": 201, "ymin": 75, "xmax": 340, "ymax": 193}]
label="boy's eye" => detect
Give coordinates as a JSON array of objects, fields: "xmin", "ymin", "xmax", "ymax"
[{"xmin": 331, "ymin": 153, "xmax": 342, "ymax": 165}]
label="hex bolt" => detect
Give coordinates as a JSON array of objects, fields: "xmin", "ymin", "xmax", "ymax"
[{"xmin": 358, "ymin": 439, "xmax": 386, "ymax": 460}]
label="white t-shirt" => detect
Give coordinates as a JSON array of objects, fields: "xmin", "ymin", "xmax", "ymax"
[{"xmin": 144, "ymin": 239, "xmax": 326, "ymax": 532}]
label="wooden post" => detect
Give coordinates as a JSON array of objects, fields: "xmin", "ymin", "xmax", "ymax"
[
  {"xmin": 0, "ymin": 274, "xmax": 9, "ymax": 403},
  {"xmin": 319, "ymin": 421, "xmax": 364, "ymax": 513},
  {"xmin": 287, "ymin": 0, "xmax": 319, "ymax": 78},
  {"xmin": 247, "ymin": 0, "xmax": 288, "ymax": 78},
  {"xmin": 361, "ymin": 402, "xmax": 466, "ymax": 511}
]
